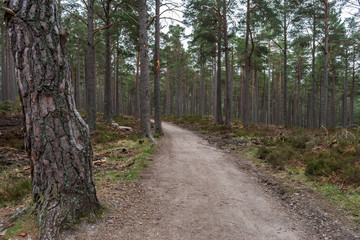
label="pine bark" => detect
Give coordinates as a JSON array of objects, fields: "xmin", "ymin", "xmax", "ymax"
[
  {"xmin": 139, "ymin": 0, "xmax": 153, "ymax": 140},
  {"xmin": 343, "ymin": 47, "xmax": 348, "ymax": 127},
  {"xmin": 283, "ymin": 0, "xmax": 288, "ymax": 126},
  {"xmin": 4, "ymin": 0, "xmax": 100, "ymax": 238},
  {"xmin": 1, "ymin": 23, "xmax": 7, "ymax": 101},
  {"xmin": 154, "ymin": 0, "xmax": 163, "ymax": 134},
  {"xmin": 200, "ymin": 61, "xmax": 205, "ymax": 119}
]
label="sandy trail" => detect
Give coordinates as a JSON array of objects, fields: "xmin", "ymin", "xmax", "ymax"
[
  {"xmin": 139, "ymin": 122, "xmax": 308, "ymax": 240},
  {"xmin": 67, "ymin": 122, "xmax": 310, "ymax": 240}
]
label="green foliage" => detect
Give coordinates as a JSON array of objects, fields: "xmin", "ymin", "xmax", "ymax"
[{"xmin": 0, "ymin": 100, "xmax": 22, "ymax": 115}]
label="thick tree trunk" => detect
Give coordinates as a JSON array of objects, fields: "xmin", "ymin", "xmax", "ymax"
[
  {"xmin": 139, "ymin": 0, "xmax": 153, "ymax": 140},
  {"xmin": 4, "ymin": 0, "xmax": 99, "ymax": 238},
  {"xmin": 85, "ymin": 0, "xmax": 97, "ymax": 130},
  {"xmin": 1, "ymin": 23, "xmax": 8, "ymax": 101},
  {"xmin": 103, "ymin": 0, "xmax": 112, "ymax": 124},
  {"xmin": 154, "ymin": 0, "xmax": 163, "ymax": 134}
]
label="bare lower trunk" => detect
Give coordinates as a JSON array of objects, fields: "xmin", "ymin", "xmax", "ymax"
[
  {"xmin": 223, "ymin": 0, "xmax": 231, "ymax": 127},
  {"xmin": 4, "ymin": 0, "xmax": 99, "ymax": 238},
  {"xmin": 215, "ymin": 1, "xmax": 223, "ymax": 124},
  {"xmin": 103, "ymin": 1, "xmax": 112, "ymax": 124},
  {"xmin": 321, "ymin": 0, "xmax": 329, "ymax": 128},
  {"xmin": 154, "ymin": 0, "xmax": 163, "ymax": 134},
  {"xmin": 139, "ymin": 0, "xmax": 153, "ymax": 140}
]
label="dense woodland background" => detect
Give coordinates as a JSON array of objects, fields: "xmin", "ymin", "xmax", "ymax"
[{"xmin": 0, "ymin": 0, "xmax": 359, "ymax": 129}]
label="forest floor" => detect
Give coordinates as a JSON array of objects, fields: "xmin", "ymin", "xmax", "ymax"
[{"xmin": 1, "ymin": 112, "xmax": 360, "ymax": 239}]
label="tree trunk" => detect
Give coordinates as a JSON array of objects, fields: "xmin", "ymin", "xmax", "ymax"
[
  {"xmin": 135, "ymin": 51, "xmax": 140, "ymax": 119},
  {"xmin": 283, "ymin": 0, "xmax": 288, "ymax": 125},
  {"xmin": 321, "ymin": 0, "xmax": 329, "ymax": 128},
  {"xmin": 223, "ymin": 0, "xmax": 231, "ymax": 127},
  {"xmin": 243, "ymin": 0, "xmax": 250, "ymax": 126},
  {"xmin": 103, "ymin": 0, "xmax": 112, "ymax": 124},
  {"xmin": 200, "ymin": 61, "xmax": 205, "ymax": 119},
  {"xmin": 85, "ymin": 0, "xmax": 97, "ymax": 130},
  {"xmin": 343, "ymin": 47, "xmax": 348, "ymax": 127},
  {"xmin": 215, "ymin": 0, "xmax": 223, "ymax": 124},
  {"xmin": 311, "ymin": 11, "xmax": 316, "ymax": 127},
  {"xmin": 76, "ymin": 39, "xmax": 81, "ymax": 109},
  {"xmin": 1, "ymin": 23, "xmax": 8, "ymax": 101},
  {"xmin": 114, "ymin": 49, "xmax": 120, "ymax": 115},
  {"xmin": 267, "ymin": 42, "xmax": 271, "ymax": 125},
  {"xmin": 139, "ymin": 0, "xmax": 153, "ymax": 140},
  {"xmin": 154, "ymin": 0, "xmax": 163, "ymax": 134},
  {"xmin": 349, "ymin": 54, "xmax": 355, "ymax": 125},
  {"xmin": 4, "ymin": 0, "xmax": 100, "ymax": 238},
  {"xmin": 330, "ymin": 62, "xmax": 336, "ymax": 127}
]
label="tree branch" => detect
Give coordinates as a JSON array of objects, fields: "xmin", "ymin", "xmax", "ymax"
[{"xmin": 94, "ymin": 23, "xmax": 114, "ymax": 34}]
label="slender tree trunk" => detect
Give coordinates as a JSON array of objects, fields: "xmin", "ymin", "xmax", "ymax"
[
  {"xmin": 343, "ymin": 47, "xmax": 348, "ymax": 127},
  {"xmin": 223, "ymin": 0, "xmax": 231, "ymax": 127},
  {"xmin": 330, "ymin": 62, "xmax": 336, "ymax": 127},
  {"xmin": 76, "ymin": 39, "xmax": 81, "ymax": 109},
  {"xmin": 135, "ymin": 51, "xmax": 140, "ymax": 119},
  {"xmin": 1, "ymin": 23, "xmax": 7, "ymax": 101},
  {"xmin": 103, "ymin": 0, "xmax": 112, "ymax": 124},
  {"xmin": 311, "ymin": 11, "xmax": 316, "ymax": 127},
  {"xmin": 283, "ymin": 0, "xmax": 288, "ymax": 125},
  {"xmin": 85, "ymin": 0, "xmax": 96, "ymax": 130},
  {"xmin": 243, "ymin": 0, "xmax": 250, "ymax": 126},
  {"xmin": 321, "ymin": 0, "xmax": 329, "ymax": 128},
  {"xmin": 200, "ymin": 61, "xmax": 205, "ymax": 119},
  {"xmin": 349, "ymin": 55, "xmax": 355, "ymax": 125},
  {"xmin": 254, "ymin": 63, "xmax": 258, "ymax": 124},
  {"xmin": 215, "ymin": 1, "xmax": 223, "ymax": 124},
  {"xmin": 139, "ymin": 0, "xmax": 153, "ymax": 140},
  {"xmin": 166, "ymin": 66, "xmax": 170, "ymax": 116},
  {"xmin": 267, "ymin": 42, "xmax": 271, "ymax": 125},
  {"xmin": 114, "ymin": 49, "xmax": 120, "ymax": 115},
  {"xmin": 7, "ymin": 35, "xmax": 16, "ymax": 101},
  {"xmin": 154, "ymin": 0, "xmax": 163, "ymax": 134},
  {"xmin": 5, "ymin": 0, "xmax": 100, "ymax": 237}
]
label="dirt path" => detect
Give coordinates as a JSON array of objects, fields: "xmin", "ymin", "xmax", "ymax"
[{"xmin": 66, "ymin": 122, "xmax": 312, "ymax": 239}]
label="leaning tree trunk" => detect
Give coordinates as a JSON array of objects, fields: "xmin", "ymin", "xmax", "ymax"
[
  {"xmin": 154, "ymin": 0, "xmax": 163, "ymax": 134},
  {"xmin": 139, "ymin": 0, "xmax": 153, "ymax": 140},
  {"xmin": 3, "ymin": 0, "xmax": 100, "ymax": 238}
]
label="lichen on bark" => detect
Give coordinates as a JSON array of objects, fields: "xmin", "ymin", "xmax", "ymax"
[{"xmin": 4, "ymin": 0, "xmax": 100, "ymax": 238}]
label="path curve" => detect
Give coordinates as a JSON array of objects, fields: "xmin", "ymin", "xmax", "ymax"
[{"xmin": 140, "ymin": 122, "xmax": 309, "ymax": 239}]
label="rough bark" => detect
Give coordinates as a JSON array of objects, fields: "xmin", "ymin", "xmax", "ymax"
[
  {"xmin": 76, "ymin": 40, "xmax": 81, "ymax": 110},
  {"xmin": 85, "ymin": 0, "xmax": 96, "ymax": 130},
  {"xmin": 154, "ymin": 0, "xmax": 163, "ymax": 134},
  {"xmin": 311, "ymin": 11, "xmax": 316, "ymax": 127},
  {"xmin": 139, "ymin": 0, "xmax": 153, "ymax": 140},
  {"xmin": 4, "ymin": 0, "xmax": 100, "ymax": 238},
  {"xmin": 349, "ymin": 55, "xmax": 355, "ymax": 125}
]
